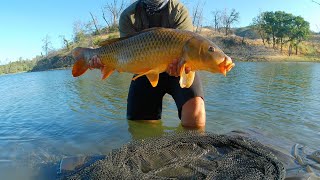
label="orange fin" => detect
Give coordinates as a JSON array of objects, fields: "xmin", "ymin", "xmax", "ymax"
[
  {"xmin": 72, "ymin": 47, "xmax": 89, "ymax": 77},
  {"xmin": 145, "ymin": 73, "xmax": 159, "ymax": 87},
  {"xmin": 132, "ymin": 69, "xmax": 159, "ymax": 87},
  {"xmin": 98, "ymin": 38, "xmax": 121, "ymax": 46},
  {"xmin": 179, "ymin": 63, "xmax": 195, "ymax": 88},
  {"xmin": 101, "ymin": 67, "xmax": 114, "ymax": 80},
  {"xmin": 132, "ymin": 70, "xmax": 151, "ymax": 80}
]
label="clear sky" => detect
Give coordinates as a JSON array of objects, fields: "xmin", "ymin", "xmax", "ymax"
[{"xmin": 0, "ymin": 0, "xmax": 319, "ymax": 65}]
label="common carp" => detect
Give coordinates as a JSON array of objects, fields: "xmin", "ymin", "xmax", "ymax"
[{"xmin": 72, "ymin": 27, "xmax": 235, "ymax": 88}]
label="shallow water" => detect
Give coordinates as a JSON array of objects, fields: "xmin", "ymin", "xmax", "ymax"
[{"xmin": 0, "ymin": 62, "xmax": 319, "ymax": 179}]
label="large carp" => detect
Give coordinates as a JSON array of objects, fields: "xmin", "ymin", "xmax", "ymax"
[{"xmin": 72, "ymin": 27, "xmax": 235, "ymax": 88}]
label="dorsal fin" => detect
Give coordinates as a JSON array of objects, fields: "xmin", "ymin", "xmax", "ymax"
[
  {"xmin": 98, "ymin": 37, "xmax": 122, "ymax": 46},
  {"xmin": 98, "ymin": 27, "xmax": 167, "ymax": 47}
]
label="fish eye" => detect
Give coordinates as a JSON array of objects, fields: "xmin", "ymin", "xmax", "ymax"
[{"xmin": 208, "ymin": 46, "xmax": 215, "ymax": 52}]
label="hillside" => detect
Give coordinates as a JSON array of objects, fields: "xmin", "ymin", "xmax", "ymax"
[
  {"xmin": 1, "ymin": 27, "xmax": 320, "ymax": 75},
  {"xmin": 201, "ymin": 27, "xmax": 320, "ymax": 62}
]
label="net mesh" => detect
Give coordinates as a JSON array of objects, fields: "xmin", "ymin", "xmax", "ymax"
[{"xmin": 61, "ymin": 131, "xmax": 285, "ymax": 180}]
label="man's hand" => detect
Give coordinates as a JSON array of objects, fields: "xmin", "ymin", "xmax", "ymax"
[
  {"xmin": 89, "ymin": 55, "xmax": 104, "ymax": 70},
  {"xmin": 166, "ymin": 59, "xmax": 191, "ymax": 77}
]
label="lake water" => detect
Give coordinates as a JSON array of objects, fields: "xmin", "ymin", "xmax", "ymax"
[{"xmin": 0, "ymin": 62, "xmax": 319, "ymax": 179}]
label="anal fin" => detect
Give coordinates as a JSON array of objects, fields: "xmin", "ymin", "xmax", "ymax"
[
  {"xmin": 101, "ymin": 67, "xmax": 114, "ymax": 80},
  {"xmin": 146, "ymin": 73, "xmax": 159, "ymax": 87},
  {"xmin": 132, "ymin": 69, "xmax": 159, "ymax": 87}
]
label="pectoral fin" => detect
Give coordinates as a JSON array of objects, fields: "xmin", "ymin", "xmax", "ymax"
[
  {"xmin": 132, "ymin": 69, "xmax": 159, "ymax": 87},
  {"xmin": 101, "ymin": 67, "xmax": 114, "ymax": 80},
  {"xmin": 179, "ymin": 64, "xmax": 195, "ymax": 88},
  {"xmin": 72, "ymin": 47, "xmax": 89, "ymax": 77}
]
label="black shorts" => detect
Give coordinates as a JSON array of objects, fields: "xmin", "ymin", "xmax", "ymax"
[{"xmin": 127, "ymin": 72, "xmax": 204, "ymax": 120}]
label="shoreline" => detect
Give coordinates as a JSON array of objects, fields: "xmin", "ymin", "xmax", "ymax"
[
  {"xmin": 0, "ymin": 67, "xmax": 72, "ymax": 76},
  {"xmin": 1, "ymin": 57, "xmax": 319, "ymax": 77},
  {"xmin": 235, "ymin": 55, "xmax": 320, "ymax": 62}
]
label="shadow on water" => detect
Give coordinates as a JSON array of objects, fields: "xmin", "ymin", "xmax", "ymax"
[
  {"xmin": 127, "ymin": 120, "xmax": 205, "ymax": 140},
  {"xmin": 68, "ymin": 70, "xmax": 132, "ymax": 121}
]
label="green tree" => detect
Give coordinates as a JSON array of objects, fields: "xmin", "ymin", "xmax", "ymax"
[
  {"xmin": 273, "ymin": 11, "xmax": 295, "ymax": 52},
  {"xmin": 252, "ymin": 11, "xmax": 310, "ymax": 55},
  {"xmin": 288, "ymin": 16, "xmax": 310, "ymax": 55},
  {"xmin": 0, "ymin": 57, "xmax": 37, "ymax": 74},
  {"xmin": 252, "ymin": 12, "xmax": 268, "ymax": 45},
  {"xmin": 261, "ymin": 11, "xmax": 277, "ymax": 49}
]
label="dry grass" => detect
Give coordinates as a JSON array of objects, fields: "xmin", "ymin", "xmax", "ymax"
[{"xmin": 199, "ymin": 28, "xmax": 320, "ymax": 62}]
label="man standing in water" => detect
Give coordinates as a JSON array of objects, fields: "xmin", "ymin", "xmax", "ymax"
[{"xmin": 90, "ymin": 0, "xmax": 206, "ymax": 128}]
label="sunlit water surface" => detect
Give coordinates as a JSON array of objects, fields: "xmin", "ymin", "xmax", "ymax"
[{"xmin": 0, "ymin": 62, "xmax": 319, "ymax": 179}]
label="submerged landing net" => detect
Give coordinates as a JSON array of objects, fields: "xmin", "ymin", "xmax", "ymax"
[{"xmin": 62, "ymin": 131, "xmax": 285, "ymax": 180}]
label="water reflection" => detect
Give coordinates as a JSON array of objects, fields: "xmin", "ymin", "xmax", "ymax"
[
  {"xmin": 66, "ymin": 63, "xmax": 320, "ymax": 150},
  {"xmin": 128, "ymin": 120, "xmax": 171, "ymax": 140},
  {"xmin": 203, "ymin": 62, "xmax": 320, "ymax": 150},
  {"xmin": 253, "ymin": 63, "xmax": 319, "ymax": 145},
  {"xmin": 1, "ymin": 62, "xmax": 320, "ymax": 179},
  {"xmin": 70, "ymin": 70, "xmax": 132, "ymax": 121}
]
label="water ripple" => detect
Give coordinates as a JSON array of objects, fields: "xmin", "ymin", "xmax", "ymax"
[{"xmin": 0, "ymin": 63, "xmax": 320, "ymax": 179}]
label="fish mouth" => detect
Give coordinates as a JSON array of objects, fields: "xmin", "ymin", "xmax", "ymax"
[{"xmin": 218, "ymin": 56, "xmax": 235, "ymax": 76}]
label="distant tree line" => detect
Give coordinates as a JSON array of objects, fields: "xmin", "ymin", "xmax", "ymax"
[
  {"xmin": 0, "ymin": 58, "xmax": 38, "ymax": 74},
  {"xmin": 0, "ymin": 0, "xmax": 128, "ymax": 75},
  {"xmin": 252, "ymin": 11, "xmax": 310, "ymax": 55}
]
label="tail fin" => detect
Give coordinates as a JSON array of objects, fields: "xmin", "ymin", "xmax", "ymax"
[{"xmin": 72, "ymin": 47, "xmax": 89, "ymax": 77}]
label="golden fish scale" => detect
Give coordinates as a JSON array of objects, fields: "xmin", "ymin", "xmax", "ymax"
[{"xmin": 95, "ymin": 29, "xmax": 195, "ymax": 73}]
